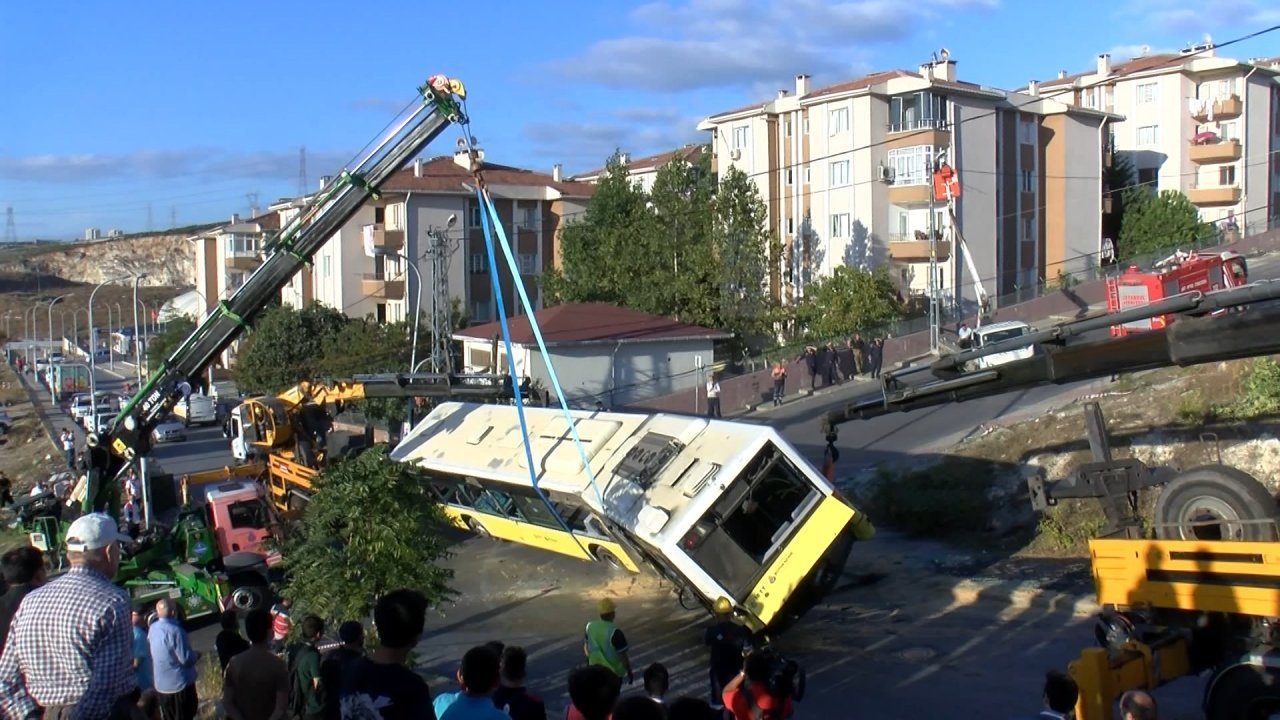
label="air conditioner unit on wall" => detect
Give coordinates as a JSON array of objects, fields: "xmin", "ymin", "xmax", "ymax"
[
  {"xmin": 878, "ymin": 164, "xmax": 895, "ymax": 183},
  {"xmin": 729, "ymin": 148, "xmax": 742, "ymax": 161}
]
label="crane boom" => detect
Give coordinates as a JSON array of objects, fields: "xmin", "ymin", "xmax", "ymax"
[
  {"xmin": 821, "ymin": 281, "xmax": 1280, "ymax": 434},
  {"xmin": 84, "ymin": 75, "xmax": 470, "ymax": 509}
]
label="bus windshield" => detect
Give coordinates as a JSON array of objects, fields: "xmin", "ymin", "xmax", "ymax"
[{"xmin": 683, "ymin": 443, "xmax": 819, "ymax": 597}]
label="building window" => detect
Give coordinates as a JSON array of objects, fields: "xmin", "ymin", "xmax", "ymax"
[
  {"xmin": 830, "ymin": 213, "xmax": 850, "ymax": 238},
  {"xmin": 520, "ymin": 206, "xmax": 537, "ymax": 229},
  {"xmin": 785, "ymin": 168, "xmax": 794, "ymax": 185},
  {"xmin": 803, "ymin": 116, "xmax": 809, "ymax": 134},
  {"xmin": 1135, "ymin": 82, "xmax": 1158, "ymax": 104},
  {"xmin": 786, "ymin": 218, "xmax": 794, "ymax": 234},
  {"xmin": 470, "ymin": 254, "xmax": 487, "ymax": 274},
  {"xmin": 1218, "ymin": 121, "xmax": 1239, "ymax": 141},
  {"xmin": 732, "ymin": 125, "xmax": 749, "ymax": 149},
  {"xmin": 1020, "ymin": 170, "xmax": 1034, "ymax": 193},
  {"xmin": 375, "ymin": 303, "xmax": 387, "ymax": 324},
  {"xmin": 1137, "ymin": 167, "xmax": 1158, "ymax": 191},
  {"xmin": 1023, "ymin": 216, "xmax": 1035, "ymax": 241},
  {"xmin": 803, "ymin": 166, "xmax": 810, "ymax": 184},
  {"xmin": 1220, "ymin": 165, "xmax": 1237, "ymax": 185},
  {"xmin": 829, "ymin": 107, "xmax": 849, "ymax": 135},
  {"xmin": 889, "ymin": 92, "xmax": 948, "ymax": 132},
  {"xmin": 471, "ymin": 301, "xmax": 490, "ymax": 323},
  {"xmin": 784, "ymin": 119, "xmax": 792, "ymax": 137},
  {"xmin": 322, "ymin": 256, "xmax": 331, "ymax": 278},
  {"xmin": 1020, "ymin": 118, "xmax": 1036, "ymax": 144},
  {"xmin": 829, "ymin": 160, "xmax": 850, "ymax": 187},
  {"xmin": 886, "ymin": 146, "xmax": 935, "ymax": 185},
  {"xmin": 1218, "ymin": 78, "xmax": 1236, "ymax": 98},
  {"xmin": 469, "ymin": 204, "xmax": 484, "ymax": 228},
  {"xmin": 518, "ymin": 253, "xmax": 537, "ymax": 274},
  {"xmin": 1136, "ymin": 125, "xmax": 1158, "ymax": 146}
]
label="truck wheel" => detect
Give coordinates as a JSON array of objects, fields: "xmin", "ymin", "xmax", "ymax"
[
  {"xmin": 1206, "ymin": 665, "xmax": 1280, "ymax": 720},
  {"xmin": 228, "ymin": 573, "xmax": 269, "ymax": 613},
  {"xmin": 1154, "ymin": 465, "xmax": 1278, "ymax": 542}
]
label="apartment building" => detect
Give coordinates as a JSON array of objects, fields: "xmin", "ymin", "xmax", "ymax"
[
  {"xmin": 572, "ymin": 144, "xmax": 709, "ymax": 193},
  {"xmin": 280, "ymin": 151, "xmax": 595, "ymax": 325},
  {"xmin": 1030, "ymin": 46, "xmax": 1280, "ymax": 233},
  {"xmin": 697, "ymin": 57, "xmax": 1119, "ymax": 310},
  {"xmin": 188, "ymin": 211, "xmax": 280, "ymax": 366}
]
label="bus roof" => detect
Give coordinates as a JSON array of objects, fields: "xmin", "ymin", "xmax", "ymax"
[{"xmin": 390, "ymin": 401, "xmax": 780, "ymax": 536}]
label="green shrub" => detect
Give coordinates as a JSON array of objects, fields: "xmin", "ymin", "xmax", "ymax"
[
  {"xmin": 1226, "ymin": 357, "xmax": 1280, "ymax": 419},
  {"xmin": 868, "ymin": 458, "xmax": 995, "ymax": 537}
]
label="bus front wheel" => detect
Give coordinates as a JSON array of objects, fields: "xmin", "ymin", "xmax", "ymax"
[
  {"xmin": 465, "ymin": 518, "xmax": 492, "ymax": 539},
  {"xmin": 590, "ymin": 545, "xmax": 625, "ymax": 571}
]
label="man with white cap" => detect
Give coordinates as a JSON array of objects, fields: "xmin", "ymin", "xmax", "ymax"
[{"xmin": 0, "ymin": 512, "xmax": 137, "ymax": 719}]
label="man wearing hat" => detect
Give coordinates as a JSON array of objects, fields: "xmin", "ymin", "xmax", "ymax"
[
  {"xmin": 0, "ymin": 512, "xmax": 136, "ymax": 719},
  {"xmin": 583, "ymin": 597, "xmax": 633, "ymax": 689},
  {"xmin": 703, "ymin": 597, "xmax": 750, "ymax": 720}
]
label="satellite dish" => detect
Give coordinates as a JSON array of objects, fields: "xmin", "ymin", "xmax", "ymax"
[
  {"xmin": 1141, "ymin": 44, "xmax": 1151, "ymax": 55},
  {"xmin": 939, "ymin": 48, "xmax": 951, "ymax": 61}
]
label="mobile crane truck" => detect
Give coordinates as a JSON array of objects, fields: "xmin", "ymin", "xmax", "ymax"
[
  {"xmin": 39, "ymin": 73, "xmax": 476, "ymax": 619},
  {"xmin": 821, "ymin": 279, "xmax": 1280, "ymax": 718},
  {"xmin": 226, "ymin": 372, "xmax": 533, "ymax": 516}
]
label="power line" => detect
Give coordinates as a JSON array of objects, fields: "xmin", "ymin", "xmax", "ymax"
[{"xmin": 3, "ymin": 206, "xmax": 16, "ymax": 243}]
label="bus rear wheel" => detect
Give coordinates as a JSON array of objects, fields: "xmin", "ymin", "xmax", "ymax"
[
  {"xmin": 465, "ymin": 518, "xmax": 492, "ymax": 539},
  {"xmin": 590, "ymin": 545, "xmax": 625, "ymax": 571},
  {"xmin": 1207, "ymin": 665, "xmax": 1280, "ymax": 720}
]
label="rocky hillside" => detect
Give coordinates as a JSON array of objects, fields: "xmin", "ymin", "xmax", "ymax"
[{"xmin": 0, "ymin": 232, "xmax": 203, "ymax": 288}]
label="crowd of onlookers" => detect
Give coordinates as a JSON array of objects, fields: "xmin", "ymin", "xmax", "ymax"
[{"xmin": 0, "ymin": 512, "xmax": 1168, "ymax": 720}]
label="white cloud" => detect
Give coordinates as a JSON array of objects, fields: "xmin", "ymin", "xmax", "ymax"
[
  {"xmin": 523, "ymin": 114, "xmax": 706, "ymax": 173},
  {"xmin": 1119, "ymin": 0, "xmax": 1277, "ymax": 33},
  {"xmin": 545, "ymin": 0, "xmax": 1000, "ymax": 93},
  {"xmin": 0, "ymin": 148, "xmax": 353, "ymax": 184}
]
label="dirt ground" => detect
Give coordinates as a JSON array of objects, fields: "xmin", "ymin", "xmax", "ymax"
[
  {"xmin": 877, "ymin": 357, "xmax": 1280, "ymax": 556},
  {"xmin": 0, "ymin": 361, "xmax": 68, "ymax": 551}
]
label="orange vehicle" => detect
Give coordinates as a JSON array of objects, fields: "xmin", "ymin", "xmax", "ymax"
[{"xmin": 1105, "ymin": 250, "xmax": 1248, "ymax": 336}]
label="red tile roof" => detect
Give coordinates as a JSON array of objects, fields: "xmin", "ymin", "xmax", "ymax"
[
  {"xmin": 381, "ymin": 155, "xmax": 596, "ymax": 197},
  {"xmin": 455, "ymin": 303, "xmax": 732, "ymax": 345},
  {"xmin": 803, "ymin": 69, "xmax": 916, "ymax": 100},
  {"xmin": 575, "ymin": 144, "xmax": 707, "ymax": 180},
  {"xmin": 1039, "ymin": 53, "xmax": 1184, "ymax": 88},
  {"xmin": 249, "ymin": 212, "xmax": 280, "ymax": 231}
]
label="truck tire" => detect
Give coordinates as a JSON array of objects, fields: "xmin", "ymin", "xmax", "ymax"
[
  {"xmin": 1154, "ymin": 465, "xmax": 1278, "ymax": 542},
  {"xmin": 227, "ymin": 573, "xmax": 270, "ymax": 613},
  {"xmin": 1206, "ymin": 664, "xmax": 1280, "ymax": 720}
]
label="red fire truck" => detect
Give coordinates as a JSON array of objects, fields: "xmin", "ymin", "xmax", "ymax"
[{"xmin": 1105, "ymin": 250, "xmax": 1249, "ymax": 336}]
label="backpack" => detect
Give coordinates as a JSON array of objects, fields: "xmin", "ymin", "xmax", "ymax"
[{"xmin": 287, "ymin": 643, "xmax": 321, "ymax": 719}]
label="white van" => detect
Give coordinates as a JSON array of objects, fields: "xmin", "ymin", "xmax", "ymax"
[
  {"xmin": 970, "ymin": 321, "xmax": 1034, "ymax": 369},
  {"xmin": 174, "ymin": 393, "xmax": 218, "ymax": 427}
]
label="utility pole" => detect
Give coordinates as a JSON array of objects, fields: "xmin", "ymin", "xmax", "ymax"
[
  {"xmin": 426, "ymin": 216, "xmax": 460, "ymax": 374},
  {"xmin": 3, "ymin": 206, "xmax": 16, "ymax": 243},
  {"xmin": 927, "ymin": 151, "xmax": 941, "ymax": 353}
]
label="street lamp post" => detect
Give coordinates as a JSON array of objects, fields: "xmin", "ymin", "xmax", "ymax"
[
  {"xmin": 88, "ymin": 277, "xmax": 129, "ymax": 435},
  {"xmin": 46, "ymin": 295, "xmax": 70, "ymax": 405},
  {"xmin": 27, "ymin": 304, "xmax": 41, "ymax": 364},
  {"xmin": 132, "ymin": 275, "xmax": 147, "ymax": 385}
]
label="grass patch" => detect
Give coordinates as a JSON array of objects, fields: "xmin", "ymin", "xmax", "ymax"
[
  {"xmin": 867, "ymin": 458, "xmax": 997, "ymax": 538},
  {"xmin": 1026, "ymin": 501, "xmax": 1108, "ymax": 555}
]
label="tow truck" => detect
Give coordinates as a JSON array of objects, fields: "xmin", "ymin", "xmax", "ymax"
[
  {"xmin": 226, "ymin": 372, "xmax": 533, "ymax": 515},
  {"xmin": 1105, "ymin": 249, "xmax": 1249, "ymax": 336},
  {"xmin": 44, "ymin": 73, "xmax": 474, "ymax": 616},
  {"xmin": 821, "ymin": 279, "xmax": 1280, "ymax": 718}
]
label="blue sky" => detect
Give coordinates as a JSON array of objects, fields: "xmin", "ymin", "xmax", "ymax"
[{"xmin": 2, "ymin": 0, "xmax": 1277, "ymax": 240}]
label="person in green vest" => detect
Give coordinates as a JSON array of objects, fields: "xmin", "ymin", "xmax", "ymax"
[{"xmin": 583, "ymin": 598, "xmax": 633, "ymax": 689}]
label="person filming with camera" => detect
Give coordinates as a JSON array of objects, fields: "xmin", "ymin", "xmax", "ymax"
[{"xmin": 720, "ymin": 648, "xmax": 797, "ymax": 720}]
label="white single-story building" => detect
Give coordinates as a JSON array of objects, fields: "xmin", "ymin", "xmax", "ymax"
[{"xmin": 453, "ymin": 303, "xmax": 732, "ymax": 408}]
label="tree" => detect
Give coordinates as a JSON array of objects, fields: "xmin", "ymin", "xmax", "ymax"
[
  {"xmin": 147, "ymin": 315, "xmax": 195, "ymax": 371},
  {"xmin": 317, "ymin": 318, "xmax": 417, "ymax": 425},
  {"xmin": 542, "ymin": 151, "xmax": 660, "ymax": 309},
  {"xmin": 1102, "ymin": 152, "xmax": 1136, "ymax": 244},
  {"xmin": 794, "ymin": 266, "xmax": 902, "ymax": 340},
  {"xmin": 711, "ymin": 167, "xmax": 778, "ymax": 345},
  {"xmin": 646, "ymin": 151, "xmax": 716, "ymax": 320},
  {"xmin": 232, "ymin": 303, "xmax": 347, "ymax": 393},
  {"xmin": 280, "ymin": 447, "xmax": 454, "ymax": 625},
  {"xmin": 1118, "ymin": 189, "xmax": 1213, "ymax": 261}
]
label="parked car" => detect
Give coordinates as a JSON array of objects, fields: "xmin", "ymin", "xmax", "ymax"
[
  {"xmin": 152, "ymin": 416, "xmax": 187, "ymax": 443},
  {"xmin": 88, "ymin": 412, "xmax": 118, "ymax": 435}
]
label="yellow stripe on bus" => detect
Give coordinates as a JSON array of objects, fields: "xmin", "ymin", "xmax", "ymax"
[
  {"xmin": 742, "ymin": 494, "xmax": 856, "ymax": 627},
  {"xmin": 439, "ymin": 506, "xmax": 640, "ymax": 573}
]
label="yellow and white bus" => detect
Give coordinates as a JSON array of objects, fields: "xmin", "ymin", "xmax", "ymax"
[{"xmin": 390, "ymin": 401, "xmax": 875, "ymax": 631}]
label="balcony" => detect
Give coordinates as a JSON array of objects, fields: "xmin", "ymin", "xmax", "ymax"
[
  {"xmin": 364, "ymin": 223, "xmax": 404, "ymax": 253},
  {"xmin": 1191, "ymin": 94, "xmax": 1242, "ymax": 123},
  {"xmin": 887, "ymin": 183, "xmax": 934, "ymax": 205},
  {"xmin": 1187, "ymin": 182, "xmax": 1242, "ymax": 206},
  {"xmin": 887, "ymin": 233, "xmax": 951, "ymax": 262},
  {"xmin": 225, "ymin": 251, "xmax": 262, "ymax": 271},
  {"xmin": 361, "ymin": 274, "xmax": 405, "ymax": 301},
  {"xmin": 886, "ymin": 119, "xmax": 951, "ymax": 150},
  {"xmin": 1188, "ymin": 138, "xmax": 1242, "ymax": 164}
]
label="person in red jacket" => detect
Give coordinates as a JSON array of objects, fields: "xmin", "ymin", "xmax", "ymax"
[{"xmin": 720, "ymin": 651, "xmax": 793, "ymax": 720}]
